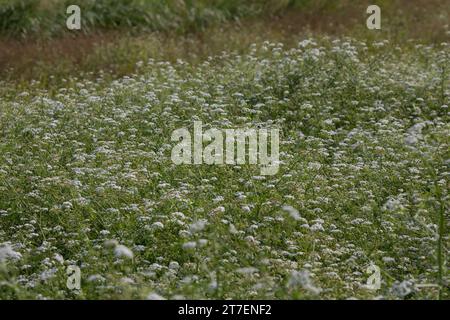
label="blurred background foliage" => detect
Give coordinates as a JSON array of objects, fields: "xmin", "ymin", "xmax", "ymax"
[
  {"xmin": 0, "ymin": 0, "xmax": 448, "ymax": 85},
  {"xmin": 0, "ymin": 0, "xmax": 446, "ymax": 38},
  {"xmin": 0, "ymin": 0, "xmax": 306, "ymax": 37}
]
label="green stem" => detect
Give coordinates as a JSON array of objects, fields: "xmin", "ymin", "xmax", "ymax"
[{"xmin": 437, "ymin": 186, "xmax": 445, "ymax": 300}]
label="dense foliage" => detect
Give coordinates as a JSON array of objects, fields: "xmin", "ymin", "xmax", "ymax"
[{"xmin": 0, "ymin": 39, "xmax": 448, "ymax": 299}]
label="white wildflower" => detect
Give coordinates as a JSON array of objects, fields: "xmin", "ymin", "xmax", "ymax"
[
  {"xmin": 236, "ymin": 267, "xmax": 258, "ymax": 274},
  {"xmin": 182, "ymin": 241, "xmax": 197, "ymax": 250},
  {"xmin": 288, "ymin": 270, "xmax": 322, "ymax": 295},
  {"xmin": 282, "ymin": 205, "xmax": 301, "ymax": 220},
  {"xmin": 146, "ymin": 292, "xmax": 166, "ymax": 300},
  {"xmin": 0, "ymin": 243, "xmax": 22, "ymax": 262},
  {"xmin": 114, "ymin": 244, "xmax": 134, "ymax": 259},
  {"xmin": 189, "ymin": 219, "xmax": 207, "ymax": 233}
]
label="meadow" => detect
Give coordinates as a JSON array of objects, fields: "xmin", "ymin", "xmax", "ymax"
[{"xmin": 0, "ymin": 1, "xmax": 448, "ymax": 300}]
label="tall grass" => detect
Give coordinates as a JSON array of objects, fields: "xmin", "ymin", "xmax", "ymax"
[
  {"xmin": 0, "ymin": 0, "xmax": 301, "ymax": 37},
  {"xmin": 0, "ymin": 0, "xmax": 39, "ymax": 36}
]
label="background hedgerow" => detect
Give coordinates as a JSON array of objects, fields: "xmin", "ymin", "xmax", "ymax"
[{"xmin": 0, "ymin": 0, "xmax": 292, "ymax": 37}]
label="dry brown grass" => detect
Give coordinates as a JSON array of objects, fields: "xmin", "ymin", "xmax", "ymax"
[{"xmin": 1, "ymin": 1, "xmax": 448, "ymax": 84}]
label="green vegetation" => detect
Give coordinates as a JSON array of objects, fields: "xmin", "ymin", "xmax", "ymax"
[
  {"xmin": 0, "ymin": 0, "xmax": 448, "ymax": 300},
  {"xmin": 0, "ymin": 0, "xmax": 293, "ymax": 37},
  {"xmin": 0, "ymin": 0, "xmax": 448, "ymax": 39},
  {"xmin": 1, "ymin": 39, "xmax": 448, "ymax": 299}
]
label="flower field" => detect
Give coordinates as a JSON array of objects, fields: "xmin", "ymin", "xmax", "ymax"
[{"xmin": 0, "ymin": 37, "xmax": 448, "ymax": 299}]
